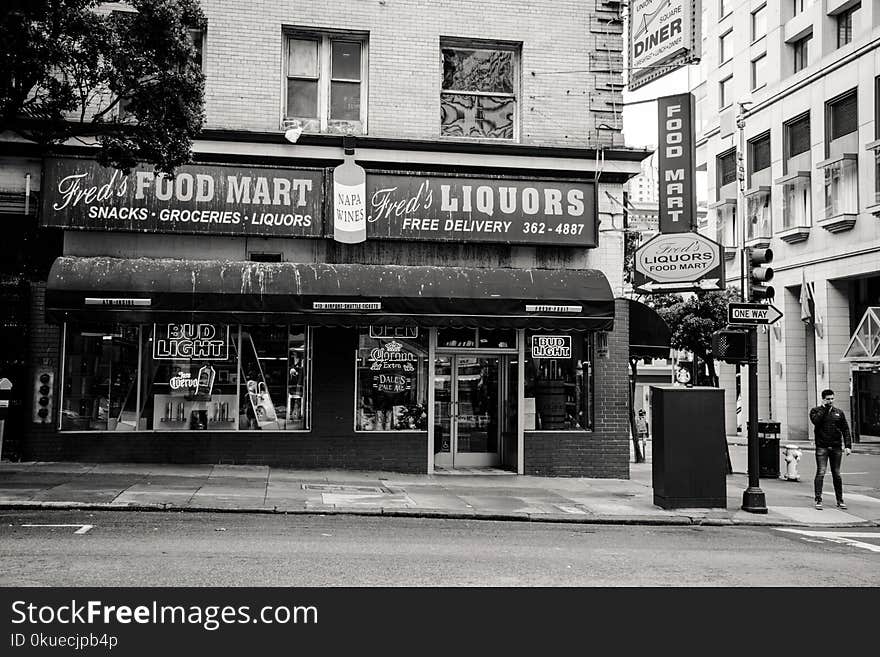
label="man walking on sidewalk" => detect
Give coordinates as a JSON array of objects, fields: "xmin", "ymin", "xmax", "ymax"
[{"xmin": 809, "ymin": 389, "xmax": 852, "ymax": 510}]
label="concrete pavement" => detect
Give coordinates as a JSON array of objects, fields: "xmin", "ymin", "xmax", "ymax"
[{"xmin": 0, "ymin": 439, "xmax": 877, "ymax": 528}]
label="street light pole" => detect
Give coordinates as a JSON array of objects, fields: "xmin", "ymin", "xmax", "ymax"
[{"xmin": 736, "ymin": 99, "xmax": 767, "ymax": 514}]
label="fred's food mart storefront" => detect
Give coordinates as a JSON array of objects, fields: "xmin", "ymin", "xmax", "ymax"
[{"xmin": 32, "ymin": 154, "xmax": 631, "ymax": 477}]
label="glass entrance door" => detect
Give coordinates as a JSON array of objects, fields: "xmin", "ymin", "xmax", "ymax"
[{"xmin": 434, "ymin": 354, "xmax": 505, "ymax": 468}]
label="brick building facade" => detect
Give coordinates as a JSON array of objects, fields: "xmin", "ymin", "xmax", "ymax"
[{"xmin": 2, "ymin": 0, "xmax": 646, "ymax": 476}]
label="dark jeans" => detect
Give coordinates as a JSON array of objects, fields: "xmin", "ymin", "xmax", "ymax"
[{"xmin": 814, "ymin": 446, "xmax": 844, "ymax": 503}]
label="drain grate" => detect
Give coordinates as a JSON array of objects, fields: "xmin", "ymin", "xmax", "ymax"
[{"xmin": 302, "ymin": 483, "xmax": 392, "ymax": 494}]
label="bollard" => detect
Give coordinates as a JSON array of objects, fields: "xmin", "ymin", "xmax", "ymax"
[{"xmin": 782, "ymin": 444, "xmax": 802, "ymax": 481}]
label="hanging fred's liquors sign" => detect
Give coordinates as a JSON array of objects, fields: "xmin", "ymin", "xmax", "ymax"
[
  {"xmin": 41, "ymin": 157, "xmax": 324, "ymax": 238},
  {"xmin": 153, "ymin": 324, "xmax": 230, "ymax": 360},
  {"xmin": 657, "ymin": 93, "xmax": 697, "ymax": 234}
]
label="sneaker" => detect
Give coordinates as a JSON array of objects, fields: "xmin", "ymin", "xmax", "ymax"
[
  {"xmin": 837, "ymin": 501, "xmax": 847, "ymax": 510},
  {"xmin": 815, "ymin": 501, "xmax": 823, "ymax": 510}
]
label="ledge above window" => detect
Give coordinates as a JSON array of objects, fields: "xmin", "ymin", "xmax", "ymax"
[
  {"xmin": 866, "ymin": 139, "xmax": 880, "ymax": 151},
  {"xmin": 816, "ymin": 152, "xmax": 858, "ymax": 169},
  {"xmin": 708, "ymin": 198, "xmax": 737, "ymax": 210},
  {"xmin": 776, "ymin": 225, "xmax": 811, "ymax": 244},
  {"xmin": 774, "ymin": 171, "xmax": 811, "ymax": 185},
  {"xmin": 817, "ymin": 213, "xmax": 857, "ymax": 233}
]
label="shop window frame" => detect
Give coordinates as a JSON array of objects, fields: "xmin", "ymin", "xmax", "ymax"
[{"xmin": 58, "ymin": 322, "xmax": 314, "ymax": 433}]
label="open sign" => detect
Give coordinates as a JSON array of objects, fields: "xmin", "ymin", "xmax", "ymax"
[{"xmin": 531, "ymin": 335, "xmax": 572, "ymax": 359}]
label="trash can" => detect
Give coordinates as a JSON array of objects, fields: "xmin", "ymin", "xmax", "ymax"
[{"xmin": 758, "ymin": 420, "xmax": 781, "ymax": 478}]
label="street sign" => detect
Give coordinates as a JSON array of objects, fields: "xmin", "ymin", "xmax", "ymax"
[
  {"xmin": 633, "ymin": 231, "xmax": 724, "ymax": 294},
  {"xmin": 727, "ymin": 302, "xmax": 783, "ymax": 325}
]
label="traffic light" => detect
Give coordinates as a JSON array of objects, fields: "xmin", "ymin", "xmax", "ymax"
[
  {"xmin": 32, "ymin": 370, "xmax": 54, "ymax": 424},
  {"xmin": 712, "ymin": 329, "xmax": 749, "ymax": 363},
  {"xmin": 747, "ymin": 247, "xmax": 774, "ymax": 302}
]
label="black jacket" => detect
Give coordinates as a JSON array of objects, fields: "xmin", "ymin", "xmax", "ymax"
[{"xmin": 809, "ymin": 404, "xmax": 852, "ymax": 449}]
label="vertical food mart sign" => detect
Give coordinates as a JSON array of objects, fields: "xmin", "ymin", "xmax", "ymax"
[{"xmin": 628, "ymin": 0, "xmax": 701, "ymax": 91}]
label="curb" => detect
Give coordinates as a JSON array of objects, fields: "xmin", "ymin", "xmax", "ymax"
[{"xmin": 2, "ymin": 502, "xmax": 877, "ymax": 529}]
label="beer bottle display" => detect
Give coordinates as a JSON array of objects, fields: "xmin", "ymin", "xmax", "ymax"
[
  {"xmin": 196, "ymin": 363, "xmax": 216, "ymax": 398},
  {"xmin": 332, "ymin": 155, "xmax": 366, "ymax": 243}
]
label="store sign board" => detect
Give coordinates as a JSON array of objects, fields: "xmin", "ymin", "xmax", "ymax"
[
  {"xmin": 628, "ymin": 0, "xmax": 701, "ymax": 91},
  {"xmin": 152, "ymin": 324, "xmax": 230, "ymax": 361},
  {"xmin": 85, "ymin": 297, "xmax": 151, "ymax": 307},
  {"xmin": 526, "ymin": 304, "xmax": 583, "ymax": 313},
  {"xmin": 657, "ymin": 93, "xmax": 697, "ymax": 233},
  {"xmin": 531, "ymin": 335, "xmax": 572, "ymax": 359},
  {"xmin": 362, "ymin": 173, "xmax": 596, "ymax": 247},
  {"xmin": 313, "ymin": 301, "xmax": 381, "ymax": 310},
  {"xmin": 633, "ymin": 231, "xmax": 724, "ymax": 293},
  {"xmin": 41, "ymin": 157, "xmax": 324, "ymax": 238}
]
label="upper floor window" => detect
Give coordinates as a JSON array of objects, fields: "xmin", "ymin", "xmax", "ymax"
[
  {"xmin": 751, "ymin": 54, "xmax": 768, "ymax": 90},
  {"xmin": 720, "ymin": 0, "xmax": 731, "ymax": 18},
  {"xmin": 793, "ymin": 33, "xmax": 811, "ymax": 73},
  {"xmin": 792, "ymin": 0, "xmax": 813, "ymax": 15},
  {"xmin": 751, "ymin": 5, "xmax": 767, "ymax": 42},
  {"xmin": 828, "ymin": 90, "xmax": 858, "ymax": 142},
  {"xmin": 285, "ymin": 32, "xmax": 368, "ymax": 135},
  {"xmin": 836, "ymin": 3, "xmax": 860, "ymax": 48},
  {"xmin": 720, "ymin": 75, "xmax": 733, "ymax": 108},
  {"xmin": 785, "ymin": 114, "xmax": 811, "ymax": 161},
  {"xmin": 749, "ymin": 133, "xmax": 771, "ymax": 177},
  {"xmin": 718, "ymin": 149, "xmax": 738, "ymax": 188},
  {"xmin": 720, "ymin": 29, "xmax": 733, "ymax": 63},
  {"xmin": 440, "ymin": 41, "xmax": 518, "ymax": 139}
]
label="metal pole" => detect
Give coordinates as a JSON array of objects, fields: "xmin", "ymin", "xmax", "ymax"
[
  {"xmin": 742, "ymin": 327, "xmax": 767, "ymax": 512},
  {"xmin": 736, "ymin": 100, "xmax": 767, "ymax": 514}
]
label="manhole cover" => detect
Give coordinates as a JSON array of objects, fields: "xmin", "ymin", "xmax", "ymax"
[{"xmin": 302, "ymin": 484, "xmax": 392, "ymax": 494}]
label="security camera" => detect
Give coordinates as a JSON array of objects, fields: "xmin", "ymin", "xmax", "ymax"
[{"xmin": 283, "ymin": 120, "xmax": 302, "ymax": 144}]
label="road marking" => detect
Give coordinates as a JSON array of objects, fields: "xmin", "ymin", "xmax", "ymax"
[
  {"xmin": 777, "ymin": 529, "xmax": 880, "ymax": 553},
  {"xmin": 22, "ymin": 524, "xmax": 94, "ymax": 535}
]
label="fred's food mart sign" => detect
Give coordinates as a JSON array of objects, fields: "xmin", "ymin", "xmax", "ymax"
[{"xmin": 42, "ymin": 158, "xmax": 596, "ymax": 247}]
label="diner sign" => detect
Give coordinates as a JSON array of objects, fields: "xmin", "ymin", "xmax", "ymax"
[
  {"xmin": 153, "ymin": 324, "xmax": 230, "ymax": 361},
  {"xmin": 41, "ymin": 157, "xmax": 324, "ymax": 238},
  {"xmin": 362, "ymin": 173, "xmax": 596, "ymax": 247}
]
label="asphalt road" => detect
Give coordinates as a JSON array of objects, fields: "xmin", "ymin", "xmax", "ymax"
[{"xmin": 1, "ymin": 510, "xmax": 878, "ymax": 586}]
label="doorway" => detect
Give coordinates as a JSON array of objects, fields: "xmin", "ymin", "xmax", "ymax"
[{"xmin": 434, "ymin": 354, "xmax": 515, "ymax": 468}]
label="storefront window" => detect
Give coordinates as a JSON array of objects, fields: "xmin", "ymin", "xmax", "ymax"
[
  {"xmin": 60, "ymin": 325, "xmax": 140, "ymax": 431},
  {"xmin": 60, "ymin": 323, "xmax": 311, "ymax": 432},
  {"xmin": 141, "ymin": 323, "xmax": 237, "ymax": 431},
  {"xmin": 524, "ymin": 332, "xmax": 593, "ymax": 431},
  {"xmin": 355, "ymin": 329, "xmax": 428, "ymax": 431},
  {"xmin": 438, "ymin": 328, "xmax": 516, "ymax": 349},
  {"xmin": 239, "ymin": 325, "xmax": 310, "ymax": 430}
]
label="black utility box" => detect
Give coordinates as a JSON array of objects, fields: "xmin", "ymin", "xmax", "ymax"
[
  {"xmin": 757, "ymin": 419, "xmax": 781, "ymax": 478},
  {"xmin": 650, "ymin": 385, "xmax": 727, "ymax": 509}
]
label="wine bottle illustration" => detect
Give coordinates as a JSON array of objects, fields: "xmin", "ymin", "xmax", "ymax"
[{"xmin": 332, "ymin": 151, "xmax": 366, "ymax": 244}]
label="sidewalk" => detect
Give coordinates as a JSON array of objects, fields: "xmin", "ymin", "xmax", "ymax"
[{"xmin": 0, "ymin": 440, "xmax": 877, "ymax": 528}]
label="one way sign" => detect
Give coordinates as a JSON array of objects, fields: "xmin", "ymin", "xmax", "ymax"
[{"xmin": 728, "ymin": 302, "xmax": 783, "ymax": 325}]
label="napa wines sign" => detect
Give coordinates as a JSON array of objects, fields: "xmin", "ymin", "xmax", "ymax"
[{"xmin": 41, "ymin": 157, "xmax": 324, "ymax": 238}]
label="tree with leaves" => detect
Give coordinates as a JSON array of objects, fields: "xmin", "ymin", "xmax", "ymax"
[
  {"xmin": 649, "ymin": 288, "xmax": 741, "ymax": 387},
  {"xmin": 1, "ymin": 0, "xmax": 205, "ymax": 174}
]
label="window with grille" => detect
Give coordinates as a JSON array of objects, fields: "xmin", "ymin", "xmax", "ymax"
[
  {"xmin": 830, "ymin": 91, "xmax": 858, "ymax": 140},
  {"xmin": 285, "ymin": 32, "xmax": 368, "ymax": 135},
  {"xmin": 718, "ymin": 150, "xmax": 737, "ymax": 188},
  {"xmin": 749, "ymin": 134, "xmax": 771, "ymax": 175},
  {"xmin": 440, "ymin": 41, "xmax": 519, "ymax": 140},
  {"xmin": 786, "ymin": 114, "xmax": 811, "ymax": 159}
]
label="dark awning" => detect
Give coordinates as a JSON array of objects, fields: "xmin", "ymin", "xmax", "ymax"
[
  {"xmin": 626, "ymin": 298, "xmax": 671, "ymax": 358},
  {"xmin": 46, "ymin": 257, "xmax": 615, "ymax": 330}
]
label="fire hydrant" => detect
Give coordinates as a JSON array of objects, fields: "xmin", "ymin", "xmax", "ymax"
[{"xmin": 782, "ymin": 445, "xmax": 803, "ymax": 481}]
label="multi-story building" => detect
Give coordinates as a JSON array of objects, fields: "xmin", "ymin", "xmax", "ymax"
[
  {"xmin": 2, "ymin": 1, "xmax": 649, "ymax": 475},
  {"xmin": 693, "ymin": 0, "xmax": 880, "ymax": 442}
]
